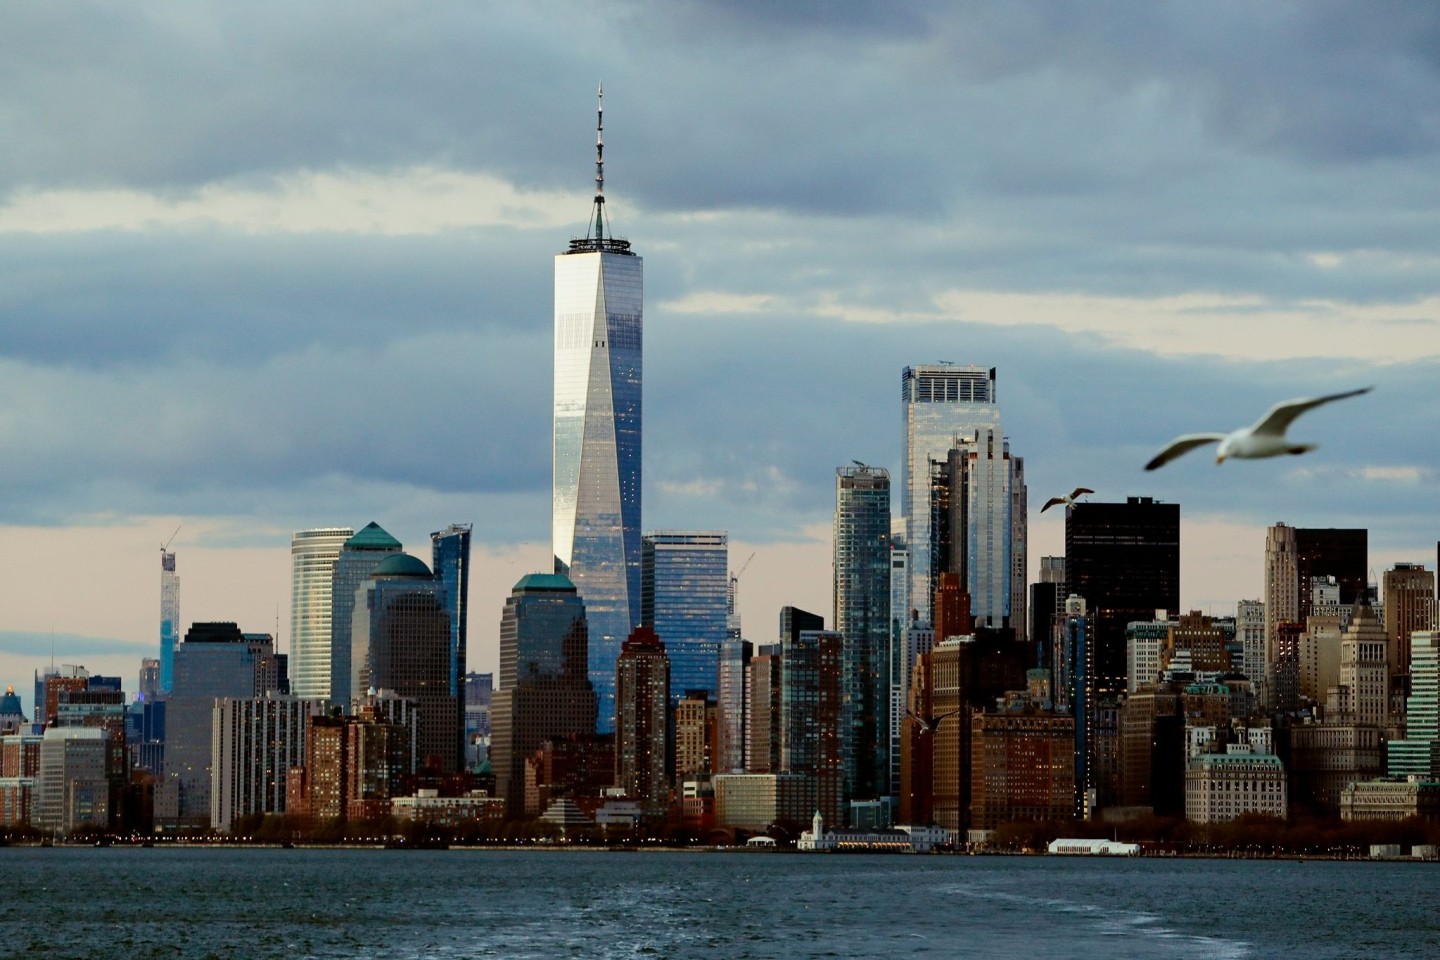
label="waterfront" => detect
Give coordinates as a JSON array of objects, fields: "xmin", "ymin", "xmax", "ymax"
[{"xmin": 2, "ymin": 848, "xmax": 1435, "ymax": 958}]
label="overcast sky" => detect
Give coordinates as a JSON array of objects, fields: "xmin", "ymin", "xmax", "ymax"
[{"xmin": 2, "ymin": 2, "xmax": 1437, "ymax": 710}]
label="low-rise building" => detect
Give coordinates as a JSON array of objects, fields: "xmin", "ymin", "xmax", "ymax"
[
  {"xmin": 713, "ymin": 773, "xmax": 812, "ymax": 832},
  {"xmin": 391, "ymin": 788, "xmax": 505, "ymax": 827},
  {"xmin": 1340, "ymin": 778, "xmax": 1440, "ymax": 822},
  {"xmin": 1185, "ymin": 746, "xmax": 1287, "ymax": 824}
]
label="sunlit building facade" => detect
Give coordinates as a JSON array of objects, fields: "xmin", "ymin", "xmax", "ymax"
[
  {"xmin": 641, "ymin": 532, "xmax": 727, "ymax": 704},
  {"xmin": 159, "ymin": 550, "xmax": 180, "ymax": 694},
  {"xmin": 290, "ymin": 527, "xmax": 354, "ymax": 701}
]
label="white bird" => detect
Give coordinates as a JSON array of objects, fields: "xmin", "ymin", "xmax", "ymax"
[
  {"xmin": 1040, "ymin": 487, "xmax": 1095, "ymax": 512},
  {"xmin": 1144, "ymin": 387, "xmax": 1372, "ymax": 471}
]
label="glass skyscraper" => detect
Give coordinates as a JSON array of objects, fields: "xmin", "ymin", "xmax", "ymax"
[
  {"xmin": 553, "ymin": 90, "xmax": 642, "ymax": 733},
  {"xmin": 834, "ymin": 466, "xmax": 891, "ymax": 806},
  {"xmin": 289, "ymin": 527, "xmax": 354, "ymax": 700},
  {"xmin": 432, "ymin": 523, "xmax": 473, "ymax": 706},
  {"xmin": 901, "ymin": 364, "xmax": 1001, "ymax": 627},
  {"xmin": 159, "ymin": 549, "xmax": 180, "ymax": 694},
  {"xmin": 641, "ymin": 531, "xmax": 728, "ymax": 705}
]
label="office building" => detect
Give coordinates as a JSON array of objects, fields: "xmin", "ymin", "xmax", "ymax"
[
  {"xmin": 970, "ymin": 708, "xmax": 1075, "ymax": 833},
  {"xmin": 553, "ymin": 90, "xmax": 643, "ymax": 735},
  {"xmin": 1059, "ymin": 596, "xmax": 1095, "ymax": 817},
  {"xmin": 1185, "ymin": 746, "xmax": 1287, "ymax": 824},
  {"xmin": 431, "ymin": 523, "xmax": 473, "ymax": 720},
  {"xmin": 776, "ymin": 608, "xmax": 843, "ymax": 824},
  {"xmin": 834, "ymin": 465, "xmax": 891, "ymax": 806},
  {"xmin": 901, "ymin": 364, "xmax": 1001, "ymax": 626},
  {"xmin": 674, "ymin": 691, "xmax": 716, "ymax": 777},
  {"xmin": 291, "ymin": 703, "xmax": 416, "ymax": 823},
  {"xmin": 716, "ymin": 637, "xmax": 751, "ymax": 774},
  {"xmin": 328, "ymin": 522, "xmax": 404, "ymax": 706},
  {"xmin": 936, "ymin": 430, "xmax": 1026, "ymax": 635},
  {"xmin": 351, "ymin": 553, "xmax": 459, "ymax": 772},
  {"xmin": 641, "ymin": 531, "xmax": 727, "ymax": 704},
  {"xmin": 34, "ymin": 727, "xmax": 111, "ymax": 835},
  {"xmin": 290, "ymin": 527, "xmax": 354, "ymax": 700},
  {"xmin": 1388, "ymin": 631, "xmax": 1440, "ymax": 777},
  {"xmin": 1384, "ymin": 563, "xmax": 1436, "ymax": 707},
  {"xmin": 1236, "ymin": 599, "xmax": 1265, "ymax": 688},
  {"xmin": 615, "ymin": 625, "xmax": 669, "ymax": 813},
  {"xmin": 159, "ymin": 549, "xmax": 180, "ymax": 694},
  {"xmin": 491, "ymin": 574, "xmax": 598, "ymax": 815},
  {"xmin": 1065, "ymin": 497, "xmax": 1179, "ymax": 697},
  {"xmin": 747, "ymin": 644, "xmax": 783, "ymax": 774}
]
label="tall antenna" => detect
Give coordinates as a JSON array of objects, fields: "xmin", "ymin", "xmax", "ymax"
[{"xmin": 592, "ymin": 81, "xmax": 606, "ymax": 241}]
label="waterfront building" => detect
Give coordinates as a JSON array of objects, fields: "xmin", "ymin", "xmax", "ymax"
[
  {"xmin": 712, "ymin": 772, "xmax": 813, "ymax": 832},
  {"xmin": 797, "ymin": 811, "xmax": 948, "ymax": 852},
  {"xmin": 1117, "ymin": 686, "xmax": 1183, "ymax": 814},
  {"xmin": 1184, "ymin": 746, "xmax": 1287, "ymax": 824},
  {"xmin": 351, "ymin": 553, "xmax": 459, "ymax": 772},
  {"xmin": 674, "ymin": 691, "xmax": 716, "ymax": 777},
  {"xmin": 641, "ymin": 531, "xmax": 727, "ymax": 704},
  {"xmin": 291, "ymin": 704, "xmax": 415, "ymax": 822},
  {"xmin": 431, "ymin": 524, "xmax": 473, "ymax": 724},
  {"xmin": 1065, "ymin": 498, "xmax": 1179, "ymax": 697},
  {"xmin": 615, "ymin": 626, "xmax": 669, "ymax": 813},
  {"xmin": 901, "ymin": 363, "xmax": 1001, "ymax": 627},
  {"xmin": 290, "ymin": 527, "xmax": 354, "ymax": 700},
  {"xmin": 834, "ymin": 465, "xmax": 891, "ymax": 807},
  {"xmin": 392, "ymin": 788, "xmax": 505, "ymax": 827},
  {"xmin": 553, "ymin": 90, "xmax": 643, "ymax": 735},
  {"xmin": 1286, "ymin": 721, "xmax": 1384, "ymax": 813},
  {"xmin": 328, "ymin": 522, "xmax": 403, "ymax": 706},
  {"xmin": 1388, "ymin": 631, "xmax": 1440, "ymax": 777},
  {"xmin": 164, "ymin": 623, "xmax": 284, "ymax": 827},
  {"xmin": 929, "ymin": 637, "xmax": 969, "ymax": 833},
  {"xmin": 969, "ymin": 708, "xmax": 1076, "ymax": 834},
  {"xmin": 523, "ymin": 734, "xmax": 615, "ymax": 818},
  {"xmin": 159, "ymin": 549, "xmax": 180, "ymax": 693},
  {"xmin": 1341, "ymin": 777, "xmax": 1440, "ymax": 822},
  {"xmin": 0, "ymin": 732, "xmax": 42, "ymax": 827},
  {"xmin": 34, "ymin": 727, "xmax": 111, "ymax": 834},
  {"xmin": 490, "ymin": 574, "xmax": 597, "ymax": 817},
  {"xmin": 211, "ymin": 695, "xmax": 327, "ymax": 833}
]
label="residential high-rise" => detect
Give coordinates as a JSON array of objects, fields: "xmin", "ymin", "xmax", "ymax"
[
  {"xmin": 936, "ymin": 430, "xmax": 1026, "ymax": 635},
  {"xmin": 615, "ymin": 625, "xmax": 669, "ymax": 813},
  {"xmin": 834, "ymin": 465, "xmax": 891, "ymax": 808},
  {"xmin": 211, "ymin": 695, "xmax": 327, "ymax": 833},
  {"xmin": 1064, "ymin": 498, "xmax": 1179, "ymax": 697},
  {"xmin": 431, "ymin": 524, "xmax": 473, "ymax": 718},
  {"xmin": 1383, "ymin": 563, "xmax": 1436, "ymax": 707},
  {"xmin": 747, "ymin": 644, "xmax": 783, "ymax": 774},
  {"xmin": 716, "ymin": 637, "xmax": 752, "ymax": 774},
  {"xmin": 329, "ymin": 522, "xmax": 403, "ymax": 706},
  {"xmin": 290, "ymin": 527, "xmax": 354, "ymax": 701},
  {"xmin": 490, "ymin": 574, "xmax": 597, "ymax": 817},
  {"xmin": 1060, "ymin": 596, "xmax": 1094, "ymax": 817},
  {"xmin": 553, "ymin": 89, "xmax": 643, "ymax": 735},
  {"xmin": 351, "ymin": 553, "xmax": 459, "ymax": 772},
  {"xmin": 887, "ymin": 540, "xmax": 914, "ymax": 798},
  {"xmin": 641, "ymin": 531, "xmax": 727, "ymax": 705},
  {"xmin": 778, "ymin": 608, "xmax": 844, "ymax": 825},
  {"xmin": 901, "ymin": 364, "xmax": 1001, "ymax": 627},
  {"xmin": 159, "ymin": 549, "xmax": 180, "ymax": 694}
]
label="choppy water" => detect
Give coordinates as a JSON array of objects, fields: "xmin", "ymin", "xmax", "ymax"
[{"xmin": 1, "ymin": 847, "xmax": 1436, "ymax": 958}]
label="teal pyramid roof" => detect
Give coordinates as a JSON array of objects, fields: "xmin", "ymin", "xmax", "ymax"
[{"xmin": 346, "ymin": 522, "xmax": 402, "ymax": 551}]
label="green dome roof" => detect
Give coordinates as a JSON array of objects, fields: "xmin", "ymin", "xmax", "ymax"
[
  {"xmin": 346, "ymin": 521, "xmax": 402, "ymax": 551},
  {"xmin": 372, "ymin": 553, "xmax": 432, "ymax": 578},
  {"xmin": 513, "ymin": 572, "xmax": 576, "ymax": 593}
]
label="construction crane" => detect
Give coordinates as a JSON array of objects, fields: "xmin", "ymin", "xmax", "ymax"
[
  {"xmin": 728, "ymin": 552, "xmax": 756, "ymax": 619},
  {"xmin": 161, "ymin": 523, "xmax": 182, "ymax": 554}
]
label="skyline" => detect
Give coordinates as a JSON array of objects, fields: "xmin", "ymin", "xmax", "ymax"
[{"xmin": 2, "ymin": 4, "xmax": 1437, "ymax": 706}]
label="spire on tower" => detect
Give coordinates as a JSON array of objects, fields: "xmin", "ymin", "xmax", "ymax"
[{"xmin": 566, "ymin": 84, "xmax": 633, "ymax": 256}]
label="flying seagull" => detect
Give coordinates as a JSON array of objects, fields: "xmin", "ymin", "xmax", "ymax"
[
  {"xmin": 1040, "ymin": 487, "xmax": 1094, "ymax": 513},
  {"xmin": 907, "ymin": 707, "xmax": 963, "ymax": 735},
  {"xmin": 1144, "ymin": 387, "xmax": 1372, "ymax": 471}
]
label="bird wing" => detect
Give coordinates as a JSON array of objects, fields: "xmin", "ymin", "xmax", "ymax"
[
  {"xmin": 1040, "ymin": 497, "xmax": 1067, "ymax": 513},
  {"xmin": 1068, "ymin": 487, "xmax": 1094, "ymax": 499},
  {"xmin": 1144, "ymin": 434, "xmax": 1226, "ymax": 470},
  {"xmin": 1249, "ymin": 387, "xmax": 1372, "ymax": 438}
]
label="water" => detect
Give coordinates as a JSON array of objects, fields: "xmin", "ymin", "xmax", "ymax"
[{"xmin": 1, "ymin": 848, "xmax": 1436, "ymax": 958}]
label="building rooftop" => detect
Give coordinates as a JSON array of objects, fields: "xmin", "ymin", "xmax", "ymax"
[
  {"xmin": 372, "ymin": 553, "xmax": 432, "ymax": 578},
  {"xmin": 346, "ymin": 522, "xmax": 402, "ymax": 551},
  {"xmin": 513, "ymin": 573, "xmax": 576, "ymax": 593}
]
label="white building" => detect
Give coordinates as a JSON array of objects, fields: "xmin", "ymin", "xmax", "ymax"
[
  {"xmin": 211, "ymin": 695, "xmax": 328, "ymax": 834},
  {"xmin": 289, "ymin": 527, "xmax": 353, "ymax": 700},
  {"xmin": 35, "ymin": 727, "xmax": 109, "ymax": 835},
  {"xmin": 1185, "ymin": 746, "xmax": 1287, "ymax": 824},
  {"xmin": 798, "ymin": 811, "xmax": 947, "ymax": 852}
]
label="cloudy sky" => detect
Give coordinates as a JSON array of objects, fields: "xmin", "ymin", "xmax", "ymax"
[{"xmin": 3, "ymin": 2, "xmax": 1437, "ymax": 711}]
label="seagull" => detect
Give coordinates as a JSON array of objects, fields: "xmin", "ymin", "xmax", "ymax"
[
  {"xmin": 1144, "ymin": 387, "xmax": 1372, "ymax": 471},
  {"xmin": 1040, "ymin": 487, "xmax": 1094, "ymax": 513},
  {"xmin": 907, "ymin": 707, "xmax": 962, "ymax": 735}
]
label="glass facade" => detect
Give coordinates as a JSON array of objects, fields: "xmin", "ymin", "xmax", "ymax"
[
  {"xmin": 641, "ymin": 531, "xmax": 727, "ymax": 705},
  {"xmin": 431, "ymin": 523, "xmax": 473, "ymax": 700},
  {"xmin": 901, "ymin": 365, "xmax": 1001, "ymax": 627},
  {"xmin": 941, "ymin": 428, "xmax": 1026, "ymax": 632},
  {"xmin": 834, "ymin": 467, "xmax": 891, "ymax": 805},
  {"xmin": 289, "ymin": 527, "xmax": 353, "ymax": 700},
  {"xmin": 159, "ymin": 550, "xmax": 180, "ymax": 694},
  {"xmin": 553, "ymin": 248, "xmax": 642, "ymax": 734},
  {"xmin": 329, "ymin": 523, "xmax": 403, "ymax": 706}
]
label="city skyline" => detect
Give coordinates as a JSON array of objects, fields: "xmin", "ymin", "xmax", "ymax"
[{"xmin": 2, "ymin": 4, "xmax": 1437, "ymax": 702}]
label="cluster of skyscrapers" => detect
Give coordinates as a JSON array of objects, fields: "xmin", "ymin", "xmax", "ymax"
[{"xmin": 5, "ymin": 95, "xmax": 1440, "ymax": 843}]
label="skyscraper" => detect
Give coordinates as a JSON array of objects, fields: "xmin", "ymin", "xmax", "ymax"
[
  {"xmin": 901, "ymin": 364, "xmax": 1001, "ymax": 627},
  {"xmin": 159, "ymin": 548, "xmax": 180, "ymax": 694},
  {"xmin": 1064, "ymin": 497, "xmax": 1180, "ymax": 698},
  {"xmin": 778, "ymin": 607, "xmax": 844, "ymax": 825},
  {"xmin": 615, "ymin": 625, "xmax": 669, "ymax": 813},
  {"xmin": 490, "ymin": 573, "xmax": 597, "ymax": 817},
  {"xmin": 834, "ymin": 465, "xmax": 891, "ymax": 807},
  {"xmin": 553, "ymin": 88, "xmax": 642, "ymax": 734},
  {"xmin": 641, "ymin": 531, "xmax": 728, "ymax": 705},
  {"xmin": 329, "ymin": 522, "xmax": 403, "ymax": 706},
  {"xmin": 431, "ymin": 523, "xmax": 473, "ymax": 713},
  {"xmin": 290, "ymin": 527, "xmax": 354, "ymax": 700},
  {"xmin": 936, "ymin": 429, "xmax": 1026, "ymax": 634},
  {"xmin": 1383, "ymin": 563, "xmax": 1436, "ymax": 707}
]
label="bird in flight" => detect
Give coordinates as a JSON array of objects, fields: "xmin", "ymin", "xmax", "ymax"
[
  {"xmin": 907, "ymin": 707, "xmax": 963, "ymax": 735},
  {"xmin": 1145, "ymin": 387, "xmax": 1372, "ymax": 471},
  {"xmin": 1040, "ymin": 487, "xmax": 1094, "ymax": 513}
]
